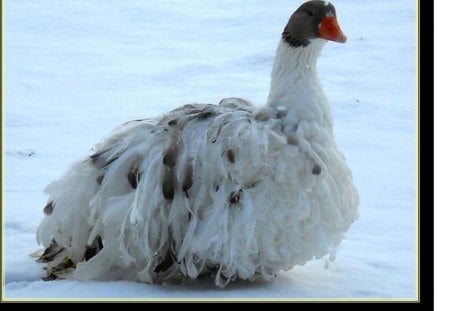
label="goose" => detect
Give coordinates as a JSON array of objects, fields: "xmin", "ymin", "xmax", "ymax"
[{"xmin": 35, "ymin": 0, "xmax": 359, "ymax": 288}]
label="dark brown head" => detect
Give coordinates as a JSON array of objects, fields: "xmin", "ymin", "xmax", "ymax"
[{"xmin": 282, "ymin": 0, "xmax": 347, "ymax": 48}]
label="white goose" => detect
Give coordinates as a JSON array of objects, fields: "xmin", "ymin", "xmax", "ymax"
[{"xmin": 35, "ymin": 0, "xmax": 359, "ymax": 287}]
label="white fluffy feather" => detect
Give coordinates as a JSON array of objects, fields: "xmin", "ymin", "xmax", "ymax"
[{"xmin": 36, "ymin": 6, "xmax": 359, "ymax": 287}]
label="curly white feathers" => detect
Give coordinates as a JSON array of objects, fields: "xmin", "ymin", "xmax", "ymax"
[{"xmin": 35, "ymin": 1, "xmax": 359, "ymax": 288}]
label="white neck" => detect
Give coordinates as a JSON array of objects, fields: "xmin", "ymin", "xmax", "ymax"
[{"xmin": 266, "ymin": 39, "xmax": 333, "ymax": 130}]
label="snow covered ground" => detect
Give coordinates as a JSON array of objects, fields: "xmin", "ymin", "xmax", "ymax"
[{"xmin": 4, "ymin": 0, "xmax": 417, "ymax": 300}]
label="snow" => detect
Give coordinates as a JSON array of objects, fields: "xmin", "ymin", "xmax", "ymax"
[{"xmin": 4, "ymin": 0, "xmax": 417, "ymax": 300}]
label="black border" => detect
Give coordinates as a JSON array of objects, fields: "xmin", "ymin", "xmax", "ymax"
[{"xmin": 417, "ymin": 0, "xmax": 434, "ymax": 308}]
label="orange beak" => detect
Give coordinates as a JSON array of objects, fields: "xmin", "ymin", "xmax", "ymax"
[{"xmin": 319, "ymin": 16, "xmax": 347, "ymax": 43}]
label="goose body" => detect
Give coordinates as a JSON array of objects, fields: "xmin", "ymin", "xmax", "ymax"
[{"xmin": 36, "ymin": 0, "xmax": 359, "ymax": 287}]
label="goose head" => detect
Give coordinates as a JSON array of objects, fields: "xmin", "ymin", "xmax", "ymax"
[{"xmin": 282, "ymin": 0, "xmax": 347, "ymax": 48}]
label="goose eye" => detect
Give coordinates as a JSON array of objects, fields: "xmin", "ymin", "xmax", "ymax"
[{"xmin": 306, "ymin": 10, "xmax": 313, "ymax": 17}]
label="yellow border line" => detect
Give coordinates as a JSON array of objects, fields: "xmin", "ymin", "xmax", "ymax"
[
  {"xmin": 1, "ymin": 0, "xmax": 421, "ymax": 303},
  {"xmin": 415, "ymin": 0, "xmax": 420, "ymax": 302},
  {"xmin": 3, "ymin": 297, "xmax": 419, "ymax": 303},
  {"xmin": 2, "ymin": 0, "xmax": 6, "ymax": 303}
]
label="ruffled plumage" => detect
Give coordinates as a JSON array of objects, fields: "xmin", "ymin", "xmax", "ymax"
[{"xmin": 35, "ymin": 0, "xmax": 359, "ymax": 287}]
